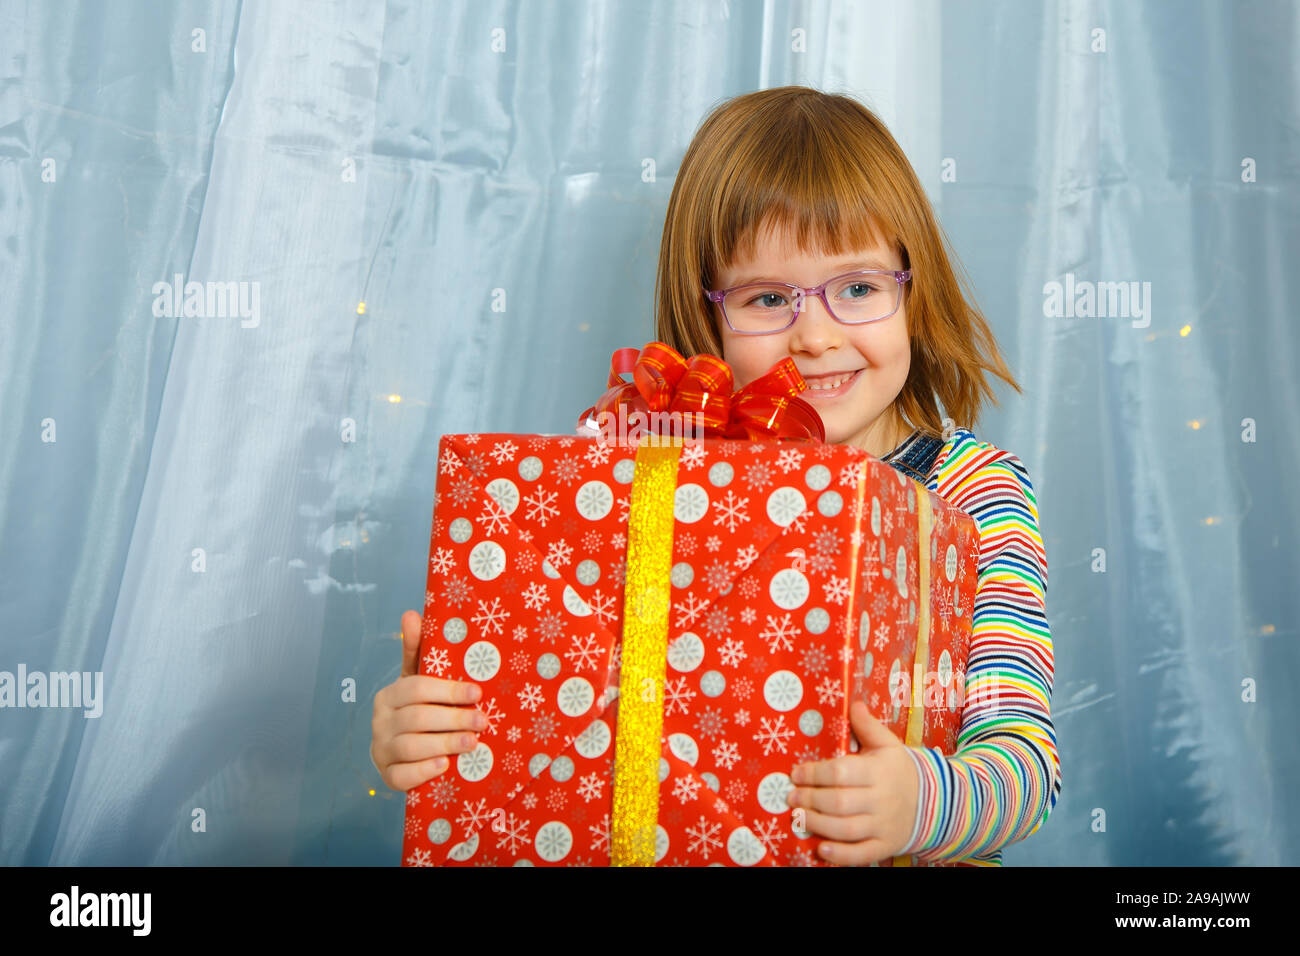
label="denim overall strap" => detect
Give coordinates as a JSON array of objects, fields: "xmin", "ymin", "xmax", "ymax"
[{"xmin": 886, "ymin": 432, "xmax": 946, "ymax": 484}]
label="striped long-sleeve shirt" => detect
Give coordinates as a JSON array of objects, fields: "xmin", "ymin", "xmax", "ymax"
[{"xmin": 879, "ymin": 426, "xmax": 1060, "ymax": 866}]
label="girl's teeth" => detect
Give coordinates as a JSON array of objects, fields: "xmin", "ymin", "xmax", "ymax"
[{"xmin": 809, "ymin": 372, "xmax": 853, "ymax": 390}]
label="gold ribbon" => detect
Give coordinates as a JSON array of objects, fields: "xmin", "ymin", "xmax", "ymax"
[
  {"xmin": 610, "ymin": 436, "xmax": 681, "ymax": 865},
  {"xmin": 891, "ymin": 482, "xmax": 932, "ymax": 867}
]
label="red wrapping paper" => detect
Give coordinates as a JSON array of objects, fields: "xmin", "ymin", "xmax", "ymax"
[{"xmin": 401, "ymin": 431, "xmax": 979, "ymax": 867}]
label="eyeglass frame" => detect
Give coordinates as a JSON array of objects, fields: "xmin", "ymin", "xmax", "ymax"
[{"xmin": 703, "ymin": 268, "xmax": 913, "ymax": 335}]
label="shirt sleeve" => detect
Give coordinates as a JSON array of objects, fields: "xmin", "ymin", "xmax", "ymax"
[{"xmin": 898, "ymin": 444, "xmax": 1061, "ymax": 862}]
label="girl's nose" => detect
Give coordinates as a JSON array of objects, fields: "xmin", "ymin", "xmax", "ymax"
[{"xmin": 789, "ymin": 292, "xmax": 843, "ymax": 354}]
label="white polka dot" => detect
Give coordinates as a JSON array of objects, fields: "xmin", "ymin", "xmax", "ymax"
[
  {"xmin": 612, "ymin": 459, "xmax": 636, "ymax": 483},
  {"xmin": 534, "ymin": 821, "xmax": 572, "ymax": 862},
  {"xmin": 700, "ymin": 670, "xmax": 725, "ymax": 697},
  {"xmin": 708, "ymin": 462, "xmax": 734, "ymax": 487},
  {"xmin": 769, "ymin": 568, "xmax": 810, "ymax": 609},
  {"xmin": 798, "ymin": 709, "xmax": 823, "ymax": 736},
  {"xmin": 536, "ymin": 653, "xmax": 561, "ymax": 679},
  {"xmin": 674, "ymin": 483, "xmax": 709, "ymax": 523},
  {"xmin": 456, "ymin": 742, "xmax": 493, "ymax": 782},
  {"xmin": 467, "ymin": 540, "xmax": 506, "ymax": 581},
  {"xmin": 668, "ymin": 733, "xmax": 698, "ymax": 766},
  {"xmin": 945, "ymin": 544, "xmax": 958, "ymax": 582},
  {"xmin": 528, "ymin": 753, "xmax": 551, "ymax": 778},
  {"xmin": 805, "ymin": 607, "xmax": 829, "ymax": 634},
  {"xmin": 727, "ymin": 826, "xmax": 766, "ymax": 866},
  {"xmin": 576, "ymin": 559, "xmax": 600, "ymax": 585},
  {"xmin": 858, "ymin": 611, "xmax": 870, "ymax": 650},
  {"xmin": 448, "ymin": 832, "xmax": 479, "ymax": 860},
  {"xmin": 655, "ymin": 826, "xmax": 669, "ymax": 863},
  {"xmin": 427, "ymin": 818, "xmax": 451, "ymax": 844},
  {"xmin": 518, "ymin": 456, "xmax": 543, "ymax": 481},
  {"xmin": 484, "ymin": 477, "xmax": 519, "ymax": 515},
  {"xmin": 575, "ymin": 480, "xmax": 613, "ymax": 520},
  {"xmin": 463, "ymin": 641, "xmax": 500, "ymax": 680},
  {"xmin": 562, "ymin": 585, "xmax": 592, "ymax": 616},
  {"xmin": 542, "ymin": 559, "xmax": 560, "ymax": 579},
  {"xmin": 763, "ymin": 670, "xmax": 803, "ymax": 711},
  {"xmin": 938, "ymin": 649, "xmax": 953, "ymax": 687},
  {"xmin": 557, "ymin": 676, "xmax": 595, "ymax": 717},
  {"xmin": 870, "ymin": 496, "xmax": 881, "ymax": 536},
  {"xmin": 805, "ymin": 464, "xmax": 831, "ymax": 491},
  {"xmin": 444, "ymin": 617, "xmax": 467, "ymax": 644},
  {"xmin": 757, "ymin": 772, "xmax": 794, "ymax": 813},
  {"xmin": 667, "ymin": 632, "xmax": 705, "ymax": 672},
  {"xmin": 574, "ymin": 719, "xmax": 611, "ymax": 758},
  {"xmin": 894, "ymin": 546, "xmax": 908, "ymax": 597},
  {"xmin": 449, "ymin": 518, "xmax": 473, "ymax": 543},
  {"xmin": 766, "ymin": 487, "xmax": 806, "ymax": 527},
  {"xmin": 670, "ymin": 562, "xmax": 694, "ymax": 588},
  {"xmin": 549, "ymin": 755, "xmax": 575, "ymax": 782}
]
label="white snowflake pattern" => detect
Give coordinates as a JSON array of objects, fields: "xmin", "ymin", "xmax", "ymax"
[
  {"xmin": 739, "ymin": 606, "xmax": 757, "ymax": 624},
  {"xmin": 718, "ymin": 638, "xmax": 747, "ymax": 667},
  {"xmin": 477, "ymin": 497, "xmax": 512, "ymax": 537},
  {"xmin": 479, "ymin": 698, "xmax": 503, "ymax": 733},
  {"xmin": 705, "ymin": 535, "xmax": 722, "ymax": 551},
  {"xmin": 753, "ymin": 817, "xmax": 787, "ymax": 855},
  {"xmin": 734, "ymin": 545, "xmax": 759, "ymax": 571},
  {"xmin": 565, "ymin": 633, "xmax": 602, "ymax": 672},
  {"xmin": 753, "ymin": 715, "xmax": 794, "ymax": 756},
  {"xmin": 438, "ymin": 447, "xmax": 462, "ymax": 476},
  {"xmin": 742, "ymin": 461, "xmax": 774, "ymax": 491},
  {"xmin": 577, "ymin": 773, "xmax": 604, "ymax": 802},
  {"xmin": 554, "ymin": 456, "xmax": 582, "ymax": 485},
  {"xmin": 494, "ymin": 812, "xmax": 530, "ymax": 854},
  {"xmin": 703, "ymin": 606, "xmax": 732, "ymax": 641},
  {"xmin": 664, "ymin": 676, "xmax": 696, "ymax": 715},
  {"xmin": 685, "ymin": 817, "xmax": 722, "ymax": 857},
  {"xmin": 694, "ymin": 706, "xmax": 726, "ymax": 739},
  {"xmin": 456, "ymin": 798, "xmax": 492, "ymax": 833},
  {"xmin": 521, "ymin": 581, "xmax": 549, "ymax": 611},
  {"xmin": 590, "ymin": 815, "xmax": 611, "ymax": 853},
  {"xmin": 523, "ymin": 486, "xmax": 559, "ymax": 526},
  {"xmin": 776, "ymin": 448, "xmax": 804, "ymax": 473},
  {"xmin": 672, "ymin": 776, "xmax": 702, "ymax": 803},
  {"xmin": 680, "ymin": 444, "xmax": 706, "ymax": 469},
  {"xmin": 822, "ymin": 576, "xmax": 850, "ymax": 605},
  {"xmin": 517, "ymin": 683, "xmax": 544, "ymax": 712},
  {"xmin": 584, "ymin": 441, "xmax": 612, "ymax": 466},
  {"xmin": 712, "ymin": 489, "xmax": 750, "ymax": 532},
  {"xmin": 547, "ymin": 538, "xmax": 573, "ymax": 568},
  {"xmin": 406, "ymin": 847, "xmax": 433, "ymax": 867},
  {"xmin": 489, "ymin": 439, "xmax": 518, "ymax": 464},
  {"xmin": 759, "ymin": 613, "xmax": 799, "ymax": 653},
  {"xmin": 430, "ymin": 547, "xmax": 456, "ymax": 575},
  {"xmin": 839, "ymin": 460, "xmax": 868, "ymax": 487},
  {"xmin": 816, "ymin": 676, "xmax": 845, "ymax": 707},
  {"xmin": 422, "ymin": 646, "xmax": 450, "ymax": 676},
  {"xmin": 712, "ymin": 739, "xmax": 741, "ymax": 770},
  {"xmin": 672, "ymin": 592, "xmax": 708, "ymax": 628},
  {"xmin": 587, "ymin": 589, "xmax": 617, "ymax": 627},
  {"xmin": 471, "ymin": 596, "xmax": 509, "ymax": 636}
]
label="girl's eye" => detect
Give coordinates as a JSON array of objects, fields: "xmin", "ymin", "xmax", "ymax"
[
  {"xmin": 746, "ymin": 292, "xmax": 787, "ymax": 308},
  {"xmin": 843, "ymin": 282, "xmax": 879, "ymax": 298}
]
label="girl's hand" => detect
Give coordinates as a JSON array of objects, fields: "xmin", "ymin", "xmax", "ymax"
[
  {"xmin": 785, "ymin": 700, "xmax": 920, "ymax": 865},
  {"xmin": 370, "ymin": 610, "xmax": 486, "ymax": 792}
]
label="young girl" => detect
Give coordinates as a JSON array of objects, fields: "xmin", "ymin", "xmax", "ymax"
[{"xmin": 373, "ymin": 86, "xmax": 1059, "ymax": 866}]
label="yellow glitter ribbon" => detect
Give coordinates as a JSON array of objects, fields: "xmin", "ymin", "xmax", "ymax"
[
  {"xmin": 892, "ymin": 482, "xmax": 932, "ymax": 867},
  {"xmin": 610, "ymin": 436, "xmax": 681, "ymax": 866}
]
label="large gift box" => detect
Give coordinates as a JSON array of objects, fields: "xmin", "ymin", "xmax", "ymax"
[{"xmin": 401, "ymin": 345, "xmax": 979, "ymax": 867}]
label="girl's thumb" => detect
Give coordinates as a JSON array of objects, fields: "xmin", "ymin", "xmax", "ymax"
[{"xmin": 400, "ymin": 610, "xmax": 423, "ymax": 677}]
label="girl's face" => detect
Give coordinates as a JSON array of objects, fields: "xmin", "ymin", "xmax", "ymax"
[{"xmin": 710, "ymin": 222, "xmax": 912, "ymax": 457}]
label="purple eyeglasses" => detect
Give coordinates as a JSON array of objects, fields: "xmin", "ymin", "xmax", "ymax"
[{"xmin": 704, "ymin": 269, "xmax": 912, "ymax": 335}]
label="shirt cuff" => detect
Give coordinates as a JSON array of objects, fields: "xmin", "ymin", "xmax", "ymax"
[{"xmin": 901, "ymin": 744, "xmax": 948, "ymax": 858}]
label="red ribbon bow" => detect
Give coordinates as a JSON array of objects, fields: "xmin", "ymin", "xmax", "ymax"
[{"xmin": 576, "ymin": 342, "xmax": 825, "ymax": 443}]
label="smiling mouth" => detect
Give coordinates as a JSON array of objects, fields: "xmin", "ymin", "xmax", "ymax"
[{"xmin": 801, "ymin": 369, "xmax": 863, "ymax": 396}]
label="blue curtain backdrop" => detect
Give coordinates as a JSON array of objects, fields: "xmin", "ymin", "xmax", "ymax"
[{"xmin": 1, "ymin": 0, "xmax": 1296, "ymax": 865}]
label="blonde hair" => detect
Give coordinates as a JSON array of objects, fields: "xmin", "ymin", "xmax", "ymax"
[{"xmin": 653, "ymin": 86, "xmax": 1021, "ymax": 440}]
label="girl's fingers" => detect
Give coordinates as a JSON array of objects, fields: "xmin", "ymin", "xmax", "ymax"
[
  {"xmin": 797, "ymin": 807, "xmax": 877, "ymax": 844},
  {"xmin": 389, "ymin": 702, "xmax": 487, "ymax": 736},
  {"xmin": 817, "ymin": 837, "xmax": 893, "ymax": 867},
  {"xmin": 385, "ymin": 755, "xmax": 451, "ymax": 793},
  {"xmin": 788, "ymin": 784, "xmax": 874, "ymax": 816},
  {"xmin": 390, "ymin": 729, "xmax": 480, "ymax": 765},
  {"xmin": 385, "ymin": 675, "xmax": 482, "ymax": 708}
]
